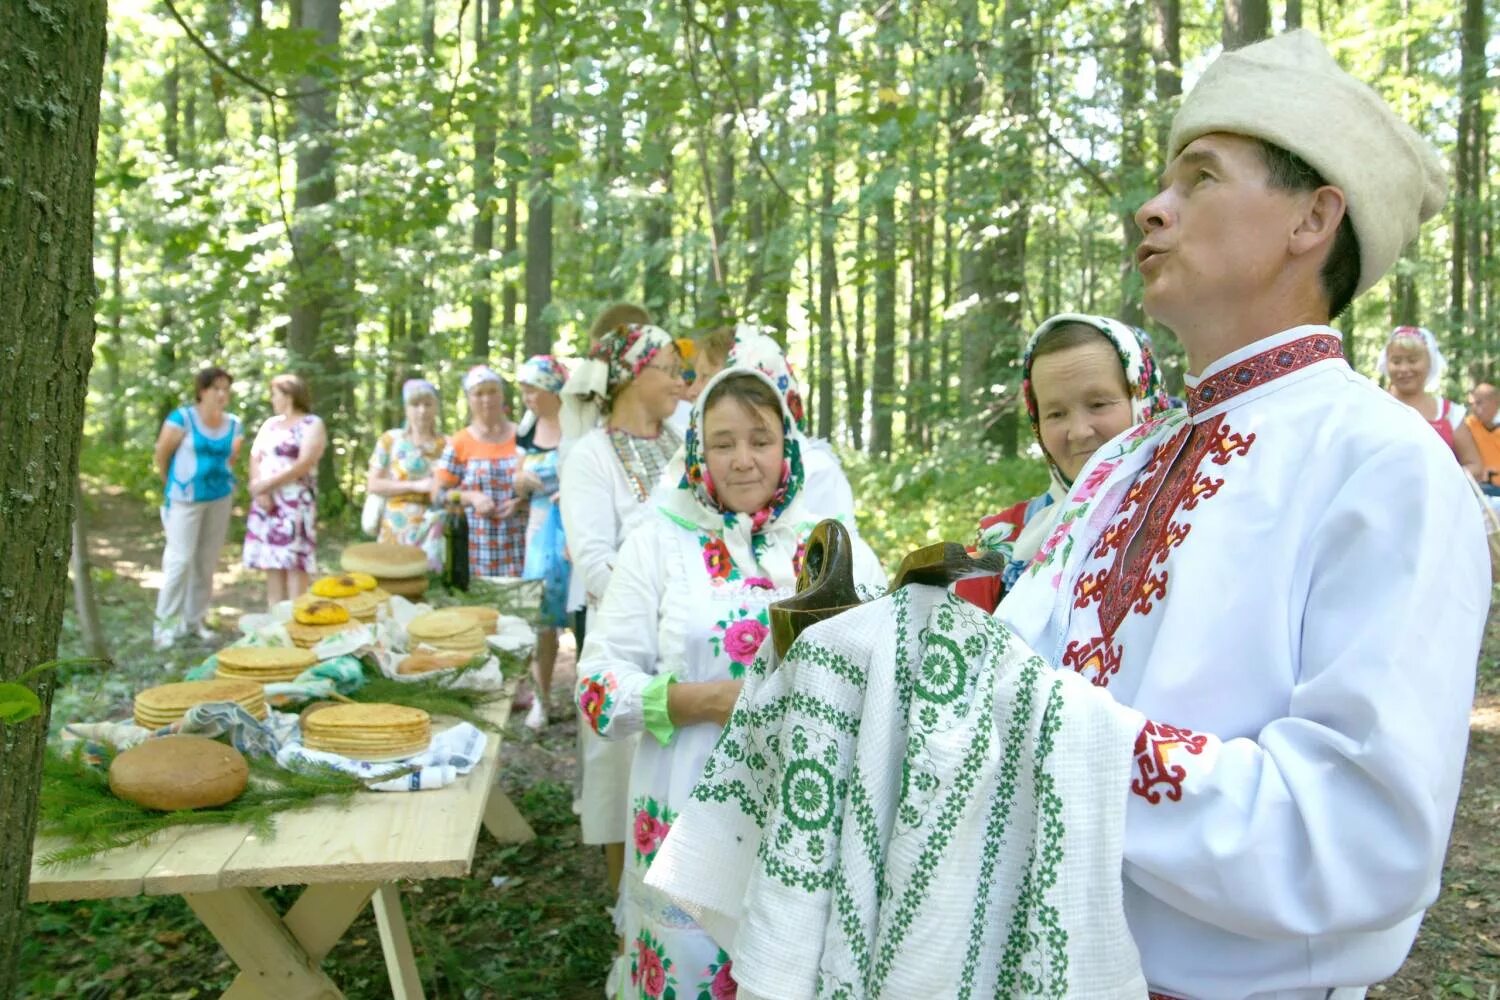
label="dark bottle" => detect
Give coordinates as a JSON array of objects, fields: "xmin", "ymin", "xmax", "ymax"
[{"xmin": 443, "ymin": 490, "xmax": 470, "ymax": 591}]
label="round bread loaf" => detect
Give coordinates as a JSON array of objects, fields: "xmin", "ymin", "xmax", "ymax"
[
  {"xmin": 109, "ymin": 735, "xmax": 250, "ymax": 811},
  {"xmin": 342, "ymin": 542, "xmax": 428, "ymax": 579},
  {"xmin": 377, "ymin": 574, "xmax": 428, "ymax": 598}
]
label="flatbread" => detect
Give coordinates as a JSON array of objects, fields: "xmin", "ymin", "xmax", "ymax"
[{"xmin": 342, "ymin": 542, "xmax": 428, "ymax": 579}]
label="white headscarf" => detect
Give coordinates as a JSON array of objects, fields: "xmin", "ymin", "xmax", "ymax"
[
  {"xmin": 559, "ymin": 324, "xmax": 676, "ymax": 440},
  {"xmin": 1376, "ymin": 325, "xmax": 1446, "ymax": 393}
]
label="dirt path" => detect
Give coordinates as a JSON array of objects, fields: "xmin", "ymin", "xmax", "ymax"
[{"xmin": 43, "ymin": 480, "xmax": 1500, "ymax": 996}]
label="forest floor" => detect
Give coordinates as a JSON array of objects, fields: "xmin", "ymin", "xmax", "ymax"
[{"xmin": 16, "ymin": 478, "xmax": 1500, "ymax": 998}]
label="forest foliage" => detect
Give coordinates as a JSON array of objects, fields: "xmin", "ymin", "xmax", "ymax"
[{"xmin": 90, "ymin": 0, "xmax": 1493, "ymax": 509}]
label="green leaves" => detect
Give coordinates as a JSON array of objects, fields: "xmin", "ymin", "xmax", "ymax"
[{"xmin": 0, "ymin": 657, "xmax": 108, "ymax": 724}]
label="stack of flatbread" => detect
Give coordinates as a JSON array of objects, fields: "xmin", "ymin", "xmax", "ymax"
[
  {"xmin": 407, "ymin": 609, "xmax": 487, "ymax": 657},
  {"xmin": 310, "ymin": 572, "xmax": 390, "ymax": 622},
  {"xmin": 341, "ymin": 542, "xmax": 429, "ymax": 599},
  {"xmin": 301, "ymin": 703, "xmax": 432, "ymax": 761},
  {"xmin": 134, "ymin": 678, "xmax": 267, "ymax": 728},
  {"xmin": 287, "ymin": 597, "xmax": 359, "ymax": 648},
  {"xmin": 215, "ymin": 646, "xmax": 317, "ymax": 684},
  {"xmin": 449, "ymin": 605, "xmax": 499, "ymax": 634}
]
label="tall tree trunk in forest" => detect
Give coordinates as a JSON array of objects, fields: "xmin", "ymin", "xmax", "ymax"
[
  {"xmin": 954, "ymin": 0, "xmax": 988, "ymax": 414},
  {"xmin": 0, "ymin": 3, "xmax": 106, "ymax": 989},
  {"xmin": 1152, "ymin": 0, "xmax": 1181, "ymax": 166},
  {"xmin": 105, "ymin": 227, "xmax": 126, "ymax": 445},
  {"xmin": 1285, "ymin": 0, "xmax": 1302, "ymax": 29},
  {"xmin": 850, "ymin": 158, "xmax": 867, "ymax": 453},
  {"xmin": 70, "ymin": 482, "xmax": 109, "ymax": 662},
  {"xmin": 1223, "ymin": 0, "xmax": 1269, "ymax": 50},
  {"xmin": 1117, "ymin": 0, "xmax": 1148, "ymax": 327},
  {"xmin": 1451, "ymin": 0, "xmax": 1484, "ymax": 346},
  {"xmin": 702, "ymin": 7, "xmax": 737, "ymax": 327},
  {"xmin": 524, "ymin": 3, "xmax": 555, "ymax": 356},
  {"xmin": 906, "ymin": 148, "xmax": 926, "ymax": 447},
  {"xmin": 870, "ymin": 10, "xmax": 899, "ymax": 458},
  {"xmin": 286, "ymin": 0, "xmax": 344, "ymax": 496},
  {"xmin": 816, "ymin": 66, "xmax": 837, "ymax": 441},
  {"xmin": 501, "ymin": 50, "xmax": 520, "ymax": 343},
  {"xmin": 470, "ymin": 0, "xmax": 501, "ymax": 361},
  {"xmin": 642, "ymin": 115, "xmax": 674, "ymax": 321}
]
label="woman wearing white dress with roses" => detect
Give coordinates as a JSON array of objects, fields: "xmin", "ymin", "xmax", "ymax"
[{"xmin": 576, "ymin": 367, "xmax": 884, "ymax": 999}]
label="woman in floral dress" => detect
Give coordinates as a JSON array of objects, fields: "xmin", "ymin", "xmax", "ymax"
[
  {"xmin": 576, "ymin": 367, "xmax": 885, "ymax": 999},
  {"xmin": 244, "ymin": 373, "xmax": 326, "ymax": 606},
  {"xmin": 367, "ymin": 377, "xmax": 447, "ymax": 569}
]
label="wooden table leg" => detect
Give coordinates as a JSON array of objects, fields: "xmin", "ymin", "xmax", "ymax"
[
  {"xmin": 372, "ymin": 884, "xmax": 426, "ymax": 1000},
  {"xmin": 184, "ymin": 887, "xmax": 347, "ymax": 1000},
  {"xmin": 482, "ymin": 785, "xmax": 536, "ymax": 844},
  {"xmin": 210, "ymin": 882, "xmax": 377, "ymax": 999}
]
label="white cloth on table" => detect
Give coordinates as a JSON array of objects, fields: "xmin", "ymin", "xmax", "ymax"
[
  {"xmin": 647, "ymin": 584, "xmax": 1148, "ymax": 1000},
  {"xmin": 276, "ymin": 721, "xmax": 488, "ymax": 792},
  {"xmin": 998, "ymin": 325, "xmax": 1490, "ymax": 999}
]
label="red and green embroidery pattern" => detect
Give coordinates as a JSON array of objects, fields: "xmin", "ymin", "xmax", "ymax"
[
  {"xmin": 576, "ymin": 671, "xmax": 618, "ymax": 735},
  {"xmin": 709, "ymin": 606, "xmax": 771, "ymax": 678},
  {"xmin": 632, "ymin": 795, "xmax": 678, "ymax": 868},
  {"xmin": 695, "ymin": 948, "xmax": 737, "ymax": 1000},
  {"xmin": 631, "ymin": 929, "xmax": 678, "ymax": 999}
]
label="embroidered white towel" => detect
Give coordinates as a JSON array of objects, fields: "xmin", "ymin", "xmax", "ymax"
[{"xmin": 646, "ymin": 584, "xmax": 1148, "ymax": 1000}]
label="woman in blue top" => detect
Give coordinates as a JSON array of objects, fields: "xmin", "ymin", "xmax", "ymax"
[{"xmin": 152, "ymin": 366, "xmax": 243, "ymax": 649}]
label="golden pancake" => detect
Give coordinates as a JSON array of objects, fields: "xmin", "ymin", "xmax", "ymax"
[
  {"xmin": 302, "ymin": 702, "xmax": 432, "ymax": 761},
  {"xmin": 449, "ymin": 605, "xmax": 500, "ymax": 633},
  {"xmin": 333, "ymin": 590, "xmax": 383, "ymax": 620},
  {"xmin": 293, "ymin": 598, "xmax": 351, "ymax": 626},
  {"xmin": 285, "ymin": 620, "xmax": 359, "ymax": 648},
  {"xmin": 215, "ymin": 646, "xmax": 317, "ymax": 673},
  {"xmin": 310, "ymin": 574, "xmax": 363, "ymax": 598},
  {"xmin": 408, "ymin": 610, "xmax": 480, "ymax": 640},
  {"xmin": 397, "ymin": 651, "xmax": 478, "ymax": 675},
  {"xmin": 133, "ymin": 679, "xmax": 266, "ymax": 727}
]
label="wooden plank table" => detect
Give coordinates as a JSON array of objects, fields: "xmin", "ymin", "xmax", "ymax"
[{"xmin": 29, "ymin": 695, "xmax": 536, "ymax": 1000}]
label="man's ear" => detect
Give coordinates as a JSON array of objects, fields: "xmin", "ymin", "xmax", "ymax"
[{"xmin": 1289, "ymin": 185, "xmax": 1347, "ymax": 260}]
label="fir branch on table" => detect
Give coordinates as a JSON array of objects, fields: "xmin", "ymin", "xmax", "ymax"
[
  {"xmin": 38, "ymin": 746, "xmax": 371, "ymax": 868},
  {"xmin": 350, "ymin": 671, "xmax": 504, "ymax": 731}
]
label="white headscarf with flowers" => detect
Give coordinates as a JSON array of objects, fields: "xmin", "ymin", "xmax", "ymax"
[
  {"xmin": 1376, "ymin": 325, "xmax": 1447, "ymax": 393},
  {"xmin": 559, "ymin": 324, "xmax": 676, "ymax": 440},
  {"xmin": 723, "ymin": 325, "xmax": 810, "ymax": 434},
  {"xmin": 657, "ymin": 366, "xmax": 811, "ymax": 590}
]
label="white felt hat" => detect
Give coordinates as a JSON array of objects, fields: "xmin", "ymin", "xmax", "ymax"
[{"xmin": 1168, "ymin": 30, "xmax": 1447, "ymax": 298}]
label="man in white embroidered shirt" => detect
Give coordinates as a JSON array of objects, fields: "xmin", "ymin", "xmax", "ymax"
[{"xmin": 998, "ymin": 30, "xmax": 1490, "ymax": 1000}]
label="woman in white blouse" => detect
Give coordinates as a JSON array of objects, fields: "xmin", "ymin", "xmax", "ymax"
[
  {"xmin": 576, "ymin": 366, "xmax": 884, "ymax": 998},
  {"xmin": 559, "ymin": 323, "xmax": 686, "ymax": 894}
]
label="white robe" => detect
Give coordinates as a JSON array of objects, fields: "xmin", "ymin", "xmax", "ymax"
[{"xmin": 999, "ymin": 325, "xmax": 1490, "ymax": 1000}]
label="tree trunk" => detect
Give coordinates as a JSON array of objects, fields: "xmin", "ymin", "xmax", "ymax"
[
  {"xmin": 849, "ymin": 156, "xmax": 867, "ymax": 453},
  {"xmin": 523, "ymin": 2, "xmax": 555, "ymax": 357},
  {"xmin": 469, "ymin": 0, "xmax": 501, "ymax": 361},
  {"xmin": 501, "ymin": 47, "xmax": 521, "ymax": 343},
  {"xmin": 870, "ymin": 9, "xmax": 899, "ymax": 458},
  {"xmin": 1223, "ymin": 0, "xmax": 1269, "ymax": 50},
  {"xmin": 1117, "ymin": 0, "xmax": 1148, "ymax": 327},
  {"xmin": 1285, "ymin": 0, "xmax": 1302, "ymax": 29},
  {"xmin": 70, "ymin": 481, "xmax": 109, "ymax": 662},
  {"xmin": 0, "ymin": 3, "xmax": 106, "ymax": 990},
  {"xmin": 1451, "ymin": 0, "xmax": 1484, "ymax": 344},
  {"xmin": 286, "ymin": 0, "xmax": 344, "ymax": 495},
  {"xmin": 642, "ymin": 116, "xmax": 674, "ymax": 321},
  {"xmin": 817, "ymin": 68, "xmax": 837, "ymax": 441},
  {"xmin": 1153, "ymin": 0, "xmax": 1182, "ymax": 166}
]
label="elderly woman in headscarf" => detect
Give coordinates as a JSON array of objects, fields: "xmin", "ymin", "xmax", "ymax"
[
  {"xmin": 956, "ymin": 313, "xmax": 1173, "ymax": 614},
  {"xmin": 367, "ymin": 377, "xmax": 447, "ymax": 568},
  {"xmin": 514, "ymin": 355, "xmax": 570, "ymax": 730},
  {"xmin": 576, "ymin": 365, "xmax": 885, "ymax": 998},
  {"xmin": 559, "ymin": 323, "xmax": 687, "ymax": 895},
  {"xmin": 432, "ymin": 365, "xmax": 528, "ymax": 578},
  {"xmin": 1378, "ymin": 325, "xmax": 1483, "ymax": 476}
]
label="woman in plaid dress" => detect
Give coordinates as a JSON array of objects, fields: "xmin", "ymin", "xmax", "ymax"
[{"xmin": 433, "ymin": 366, "xmax": 528, "ymax": 578}]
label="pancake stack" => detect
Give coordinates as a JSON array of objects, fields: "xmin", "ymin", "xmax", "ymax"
[
  {"xmin": 287, "ymin": 596, "xmax": 359, "ymax": 648},
  {"xmin": 406, "ymin": 609, "xmax": 488, "ymax": 658},
  {"xmin": 301, "ymin": 703, "xmax": 432, "ymax": 761},
  {"xmin": 449, "ymin": 605, "xmax": 500, "ymax": 634},
  {"xmin": 215, "ymin": 646, "xmax": 318, "ymax": 684},
  {"xmin": 341, "ymin": 542, "xmax": 429, "ymax": 599},
  {"xmin": 134, "ymin": 678, "xmax": 267, "ymax": 729}
]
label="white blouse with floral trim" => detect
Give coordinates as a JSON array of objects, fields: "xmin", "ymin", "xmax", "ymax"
[{"xmin": 577, "ymin": 508, "xmax": 885, "ymax": 999}]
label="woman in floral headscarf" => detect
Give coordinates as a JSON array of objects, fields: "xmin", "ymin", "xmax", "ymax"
[
  {"xmin": 576, "ymin": 366, "xmax": 884, "ymax": 999},
  {"xmin": 366, "ymin": 378, "xmax": 447, "ymax": 568},
  {"xmin": 956, "ymin": 313, "xmax": 1173, "ymax": 614},
  {"xmin": 558, "ymin": 323, "xmax": 687, "ymax": 893},
  {"xmin": 432, "ymin": 365, "xmax": 528, "ymax": 578},
  {"xmin": 514, "ymin": 355, "xmax": 570, "ymax": 731},
  {"xmin": 1378, "ymin": 325, "xmax": 1482, "ymax": 474}
]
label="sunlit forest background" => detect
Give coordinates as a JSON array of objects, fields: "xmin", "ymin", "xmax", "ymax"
[{"xmin": 90, "ymin": 0, "xmax": 1492, "ymax": 514}]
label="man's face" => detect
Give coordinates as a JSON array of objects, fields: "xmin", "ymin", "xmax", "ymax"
[
  {"xmin": 1473, "ymin": 388, "xmax": 1500, "ymax": 427},
  {"xmin": 1134, "ymin": 134, "xmax": 1311, "ymax": 335}
]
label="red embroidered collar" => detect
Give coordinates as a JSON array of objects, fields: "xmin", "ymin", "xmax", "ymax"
[{"xmin": 1186, "ymin": 333, "xmax": 1343, "ymax": 416}]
